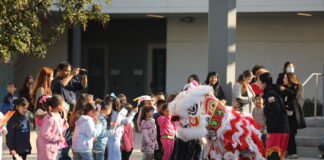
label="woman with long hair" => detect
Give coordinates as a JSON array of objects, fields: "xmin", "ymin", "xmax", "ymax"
[
  {"xmin": 276, "ymin": 61, "xmax": 295, "ymax": 86},
  {"xmin": 31, "ymin": 67, "xmax": 54, "ymax": 106},
  {"xmin": 19, "ymin": 75, "xmax": 33, "ymax": 108},
  {"xmin": 205, "ymin": 72, "xmax": 226, "ymax": 104},
  {"xmin": 277, "ymin": 73, "xmax": 306, "ymax": 159},
  {"xmin": 232, "ymin": 70, "xmax": 255, "ymax": 113}
]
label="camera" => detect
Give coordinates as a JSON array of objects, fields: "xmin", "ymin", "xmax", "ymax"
[{"xmin": 79, "ymin": 69, "xmax": 88, "ymax": 76}]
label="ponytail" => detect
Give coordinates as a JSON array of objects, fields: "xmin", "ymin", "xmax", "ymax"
[
  {"xmin": 45, "ymin": 94, "xmax": 64, "ymax": 116},
  {"xmin": 83, "ymin": 103, "xmax": 96, "ymax": 115}
]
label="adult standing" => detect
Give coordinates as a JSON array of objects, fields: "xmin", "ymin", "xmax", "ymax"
[
  {"xmin": 19, "ymin": 75, "xmax": 35, "ymax": 128},
  {"xmin": 251, "ymin": 64, "xmax": 265, "ymax": 84},
  {"xmin": 276, "ymin": 61, "xmax": 295, "ymax": 86},
  {"xmin": 31, "ymin": 67, "xmax": 53, "ymax": 106},
  {"xmin": 205, "ymin": 72, "xmax": 227, "ymax": 104},
  {"xmin": 19, "ymin": 75, "xmax": 34, "ymax": 110},
  {"xmin": 251, "ymin": 68, "xmax": 269, "ymax": 95},
  {"xmin": 257, "ymin": 72, "xmax": 289, "ymax": 160},
  {"xmin": 232, "ymin": 70, "xmax": 255, "ymax": 113},
  {"xmin": 187, "ymin": 74, "xmax": 200, "ymax": 84},
  {"xmin": 277, "ymin": 73, "xmax": 306, "ymax": 159},
  {"xmin": 51, "ymin": 62, "xmax": 88, "ymax": 160}
]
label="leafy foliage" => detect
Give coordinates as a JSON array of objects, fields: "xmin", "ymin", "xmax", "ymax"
[{"xmin": 0, "ymin": 0, "xmax": 110, "ymax": 62}]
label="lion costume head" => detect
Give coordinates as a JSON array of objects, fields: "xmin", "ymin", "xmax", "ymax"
[{"xmin": 169, "ymin": 82, "xmax": 265, "ymax": 160}]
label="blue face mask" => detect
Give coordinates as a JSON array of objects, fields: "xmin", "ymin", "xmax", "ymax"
[{"xmin": 286, "ymin": 67, "xmax": 295, "ymax": 73}]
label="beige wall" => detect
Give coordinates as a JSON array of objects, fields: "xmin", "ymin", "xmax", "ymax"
[
  {"xmin": 14, "ymin": 32, "xmax": 68, "ymax": 89},
  {"xmin": 166, "ymin": 15, "xmax": 324, "ymax": 102},
  {"xmin": 166, "ymin": 17, "xmax": 208, "ymax": 93},
  {"xmin": 236, "ymin": 16, "xmax": 324, "ymax": 101},
  {"xmin": 97, "ymin": 0, "xmax": 324, "ymax": 13}
]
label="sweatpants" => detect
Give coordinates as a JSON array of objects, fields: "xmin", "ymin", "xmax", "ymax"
[{"xmin": 161, "ymin": 139, "xmax": 175, "ymax": 160}]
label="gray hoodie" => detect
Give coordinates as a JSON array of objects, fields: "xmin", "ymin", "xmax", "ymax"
[{"xmin": 72, "ymin": 115, "xmax": 103, "ymax": 152}]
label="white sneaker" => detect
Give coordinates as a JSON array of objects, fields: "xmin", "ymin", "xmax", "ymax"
[{"xmin": 287, "ymin": 154, "xmax": 298, "ymax": 159}]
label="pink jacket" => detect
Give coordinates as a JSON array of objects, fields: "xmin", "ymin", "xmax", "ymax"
[
  {"xmin": 37, "ymin": 113, "xmax": 68, "ymax": 159},
  {"xmin": 121, "ymin": 122, "xmax": 134, "ymax": 152},
  {"xmin": 157, "ymin": 115, "xmax": 177, "ymax": 136}
]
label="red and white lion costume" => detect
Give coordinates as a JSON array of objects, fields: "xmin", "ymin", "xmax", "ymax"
[{"xmin": 169, "ymin": 85, "xmax": 265, "ymax": 160}]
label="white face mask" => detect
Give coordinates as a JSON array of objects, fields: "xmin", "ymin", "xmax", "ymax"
[{"xmin": 286, "ymin": 67, "xmax": 295, "ymax": 73}]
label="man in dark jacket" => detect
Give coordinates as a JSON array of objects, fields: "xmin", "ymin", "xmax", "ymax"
[{"xmin": 51, "ymin": 62, "xmax": 87, "ymax": 160}]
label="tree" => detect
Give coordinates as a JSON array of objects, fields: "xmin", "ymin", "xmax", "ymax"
[{"xmin": 0, "ymin": 0, "xmax": 110, "ymax": 62}]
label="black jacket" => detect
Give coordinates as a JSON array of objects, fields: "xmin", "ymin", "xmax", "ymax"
[
  {"xmin": 276, "ymin": 72, "xmax": 285, "ymax": 86},
  {"xmin": 263, "ymin": 86, "xmax": 289, "ymax": 134},
  {"xmin": 6, "ymin": 113, "xmax": 31, "ymax": 154},
  {"xmin": 19, "ymin": 88, "xmax": 33, "ymax": 112},
  {"xmin": 214, "ymin": 86, "xmax": 226, "ymax": 101},
  {"xmin": 51, "ymin": 77, "xmax": 83, "ymax": 105},
  {"xmin": 277, "ymin": 85, "xmax": 306, "ymax": 131}
]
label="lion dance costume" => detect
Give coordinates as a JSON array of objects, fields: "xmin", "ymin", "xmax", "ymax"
[{"xmin": 169, "ymin": 83, "xmax": 266, "ymax": 160}]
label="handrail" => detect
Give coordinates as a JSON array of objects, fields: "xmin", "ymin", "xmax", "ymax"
[
  {"xmin": 303, "ymin": 73, "xmax": 323, "ymax": 86},
  {"xmin": 302, "ymin": 73, "xmax": 324, "ymax": 118}
]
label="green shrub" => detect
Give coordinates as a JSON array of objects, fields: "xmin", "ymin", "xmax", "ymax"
[{"xmin": 303, "ymin": 98, "xmax": 323, "ymax": 117}]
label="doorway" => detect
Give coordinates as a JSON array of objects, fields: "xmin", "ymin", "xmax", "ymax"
[
  {"xmin": 147, "ymin": 44, "xmax": 166, "ymax": 94},
  {"xmin": 86, "ymin": 46, "xmax": 108, "ymax": 99}
]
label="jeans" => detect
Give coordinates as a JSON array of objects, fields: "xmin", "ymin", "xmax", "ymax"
[
  {"xmin": 93, "ymin": 151, "xmax": 104, "ymax": 160},
  {"xmin": 58, "ymin": 128, "xmax": 72, "ymax": 160},
  {"xmin": 76, "ymin": 152, "xmax": 93, "ymax": 160}
]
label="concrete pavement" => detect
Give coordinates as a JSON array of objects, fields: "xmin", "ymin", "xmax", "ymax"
[{"xmin": 2, "ymin": 131, "xmax": 320, "ymax": 160}]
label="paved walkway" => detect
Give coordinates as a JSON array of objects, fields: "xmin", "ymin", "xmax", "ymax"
[{"xmin": 1, "ymin": 131, "xmax": 320, "ymax": 160}]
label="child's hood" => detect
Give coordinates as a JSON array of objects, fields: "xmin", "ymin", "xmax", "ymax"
[{"xmin": 76, "ymin": 115, "xmax": 93, "ymax": 126}]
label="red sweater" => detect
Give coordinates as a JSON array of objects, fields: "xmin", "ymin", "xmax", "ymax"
[
  {"xmin": 121, "ymin": 122, "xmax": 134, "ymax": 152},
  {"xmin": 251, "ymin": 83, "xmax": 263, "ymax": 95}
]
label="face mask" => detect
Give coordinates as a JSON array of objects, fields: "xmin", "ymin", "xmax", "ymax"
[{"xmin": 286, "ymin": 67, "xmax": 295, "ymax": 73}]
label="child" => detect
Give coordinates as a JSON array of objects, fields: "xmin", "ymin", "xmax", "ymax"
[
  {"xmin": 135, "ymin": 95, "xmax": 153, "ymax": 132},
  {"xmin": 158, "ymin": 103, "xmax": 177, "ymax": 160},
  {"xmin": 0, "ymin": 112, "xmax": 8, "ymax": 160},
  {"xmin": 72, "ymin": 102, "xmax": 103, "ymax": 160},
  {"xmin": 2, "ymin": 83, "xmax": 17, "ymax": 114},
  {"xmin": 93, "ymin": 100, "xmax": 112, "ymax": 160},
  {"xmin": 252, "ymin": 95, "xmax": 267, "ymax": 146},
  {"xmin": 35, "ymin": 95, "xmax": 51, "ymax": 128},
  {"xmin": 121, "ymin": 104, "xmax": 135, "ymax": 160},
  {"xmin": 108, "ymin": 98, "xmax": 138, "ymax": 160},
  {"xmin": 37, "ymin": 94, "xmax": 69, "ymax": 160},
  {"xmin": 154, "ymin": 100, "xmax": 166, "ymax": 160},
  {"xmin": 6, "ymin": 97, "xmax": 32, "ymax": 160},
  {"xmin": 140, "ymin": 106, "xmax": 158, "ymax": 160}
]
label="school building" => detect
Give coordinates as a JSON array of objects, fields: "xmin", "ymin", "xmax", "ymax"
[{"xmin": 2, "ymin": 0, "xmax": 324, "ymax": 105}]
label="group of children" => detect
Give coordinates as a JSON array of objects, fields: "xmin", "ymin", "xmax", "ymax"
[
  {"xmin": 136, "ymin": 96, "xmax": 177, "ymax": 160},
  {"xmin": 0, "ymin": 82, "xmax": 178, "ymax": 160}
]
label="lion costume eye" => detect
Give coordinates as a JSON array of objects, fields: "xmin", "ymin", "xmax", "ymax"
[{"xmin": 188, "ymin": 104, "xmax": 199, "ymax": 115}]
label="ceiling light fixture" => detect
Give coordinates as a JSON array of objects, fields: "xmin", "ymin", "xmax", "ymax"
[
  {"xmin": 297, "ymin": 12, "xmax": 312, "ymax": 17},
  {"xmin": 146, "ymin": 14, "xmax": 165, "ymax": 19}
]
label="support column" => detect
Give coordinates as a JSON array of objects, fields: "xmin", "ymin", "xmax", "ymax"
[
  {"xmin": 208, "ymin": 0, "xmax": 236, "ymax": 104},
  {"xmin": 72, "ymin": 24, "xmax": 82, "ymax": 67}
]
